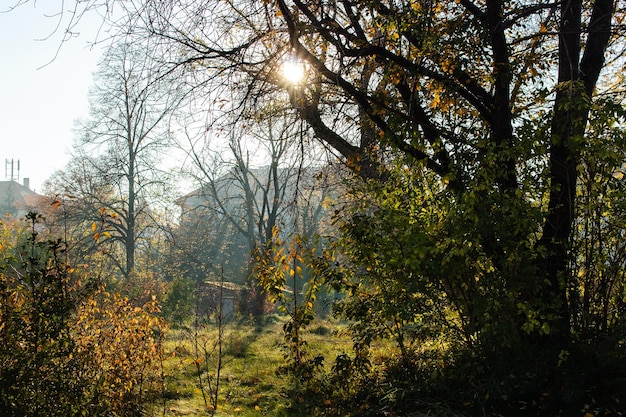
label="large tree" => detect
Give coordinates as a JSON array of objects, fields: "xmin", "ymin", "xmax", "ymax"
[
  {"xmin": 53, "ymin": 0, "xmax": 622, "ymax": 341},
  {"xmin": 48, "ymin": 41, "xmax": 182, "ymax": 280},
  {"xmin": 121, "ymin": 0, "xmax": 623, "ymax": 338}
]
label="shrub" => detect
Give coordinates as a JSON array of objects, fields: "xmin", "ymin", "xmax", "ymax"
[
  {"xmin": 0, "ymin": 213, "xmax": 166, "ymax": 416},
  {"xmin": 0, "ymin": 213, "xmax": 90, "ymax": 416},
  {"xmin": 162, "ymin": 275, "xmax": 196, "ymax": 326},
  {"xmin": 73, "ymin": 287, "xmax": 166, "ymax": 415}
]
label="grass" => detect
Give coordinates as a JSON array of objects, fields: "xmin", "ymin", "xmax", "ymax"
[
  {"xmin": 146, "ymin": 313, "xmax": 626, "ymax": 417},
  {"xmin": 156, "ymin": 315, "xmax": 353, "ymax": 416}
]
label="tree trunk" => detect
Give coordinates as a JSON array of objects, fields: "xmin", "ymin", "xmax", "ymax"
[{"xmin": 539, "ymin": 0, "xmax": 614, "ymax": 342}]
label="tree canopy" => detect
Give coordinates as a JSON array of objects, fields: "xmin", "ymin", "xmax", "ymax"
[
  {"xmin": 121, "ymin": 0, "xmax": 625, "ymax": 335},
  {"xmin": 127, "ymin": 0, "xmax": 626, "ymax": 410}
]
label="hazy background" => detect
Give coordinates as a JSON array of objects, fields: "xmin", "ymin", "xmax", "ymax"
[{"xmin": 0, "ymin": 1, "xmax": 103, "ymax": 192}]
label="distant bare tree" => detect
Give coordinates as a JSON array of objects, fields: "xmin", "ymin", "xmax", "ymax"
[
  {"xmin": 47, "ymin": 41, "xmax": 183, "ymax": 280},
  {"xmin": 174, "ymin": 110, "xmax": 330, "ymax": 311}
]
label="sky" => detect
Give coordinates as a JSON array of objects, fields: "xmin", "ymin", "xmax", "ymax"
[{"xmin": 0, "ymin": 1, "xmax": 103, "ymax": 192}]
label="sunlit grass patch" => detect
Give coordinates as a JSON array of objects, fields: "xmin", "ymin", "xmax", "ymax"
[{"xmin": 155, "ymin": 315, "xmax": 353, "ymax": 416}]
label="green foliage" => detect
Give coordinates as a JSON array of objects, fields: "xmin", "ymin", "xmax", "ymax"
[
  {"xmin": 306, "ymin": 142, "xmax": 626, "ymax": 414},
  {"xmin": 325, "ymin": 165, "xmax": 538, "ymax": 357},
  {"xmin": 162, "ymin": 274, "xmax": 197, "ymax": 326},
  {"xmin": 571, "ymin": 99, "xmax": 626, "ymax": 338}
]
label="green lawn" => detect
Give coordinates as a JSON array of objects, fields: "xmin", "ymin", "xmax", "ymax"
[{"xmin": 158, "ymin": 315, "xmax": 353, "ymax": 416}]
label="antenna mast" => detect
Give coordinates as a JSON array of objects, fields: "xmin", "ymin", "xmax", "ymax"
[{"xmin": 5, "ymin": 159, "xmax": 20, "ymax": 182}]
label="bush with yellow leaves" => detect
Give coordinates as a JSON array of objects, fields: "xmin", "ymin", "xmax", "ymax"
[
  {"xmin": 73, "ymin": 287, "xmax": 166, "ymax": 416},
  {"xmin": 0, "ymin": 213, "xmax": 165, "ymax": 416}
]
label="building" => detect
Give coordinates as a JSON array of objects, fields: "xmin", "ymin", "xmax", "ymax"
[
  {"xmin": 197, "ymin": 280, "xmax": 246, "ymax": 320},
  {"xmin": 0, "ymin": 178, "xmax": 44, "ymax": 218}
]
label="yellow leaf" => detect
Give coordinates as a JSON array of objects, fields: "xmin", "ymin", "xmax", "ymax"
[
  {"xmin": 431, "ymin": 91, "xmax": 441, "ymax": 108},
  {"xmin": 92, "ymin": 222, "xmax": 97, "ymax": 232}
]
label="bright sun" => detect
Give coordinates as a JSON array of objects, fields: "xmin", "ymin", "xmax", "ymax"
[{"xmin": 281, "ymin": 59, "xmax": 305, "ymax": 84}]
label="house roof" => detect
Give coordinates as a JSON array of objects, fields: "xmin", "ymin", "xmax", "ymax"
[
  {"xmin": 0, "ymin": 180, "xmax": 43, "ymax": 214},
  {"xmin": 176, "ymin": 165, "xmax": 323, "ymax": 209}
]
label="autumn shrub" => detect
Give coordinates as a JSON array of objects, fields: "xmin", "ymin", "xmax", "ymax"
[
  {"xmin": 0, "ymin": 213, "xmax": 166, "ymax": 416},
  {"xmin": 0, "ymin": 213, "xmax": 92, "ymax": 416},
  {"xmin": 72, "ymin": 287, "xmax": 166, "ymax": 416}
]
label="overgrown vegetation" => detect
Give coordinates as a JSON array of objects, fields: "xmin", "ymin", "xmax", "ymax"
[
  {"xmin": 0, "ymin": 213, "xmax": 166, "ymax": 417},
  {"xmin": 1, "ymin": 209, "xmax": 625, "ymax": 416},
  {"xmin": 6, "ymin": 0, "xmax": 626, "ymax": 415}
]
